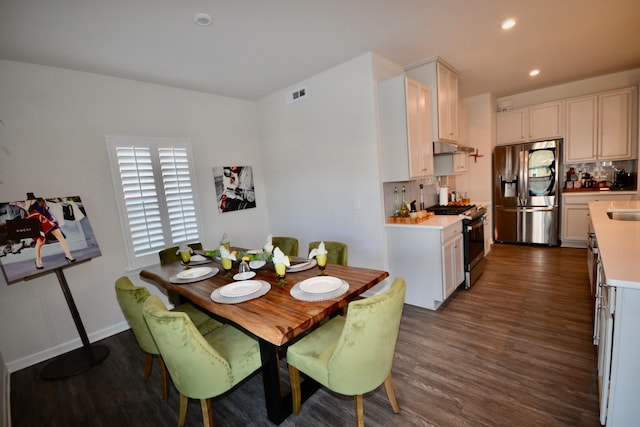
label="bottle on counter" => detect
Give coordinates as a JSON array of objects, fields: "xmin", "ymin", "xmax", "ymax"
[{"xmin": 393, "ymin": 186, "xmax": 400, "ymax": 216}]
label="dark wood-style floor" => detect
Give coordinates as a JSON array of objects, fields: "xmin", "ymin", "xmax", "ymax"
[{"xmin": 11, "ymin": 244, "xmax": 600, "ymax": 426}]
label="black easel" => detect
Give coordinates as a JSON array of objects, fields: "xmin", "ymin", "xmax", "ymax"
[{"xmin": 40, "ymin": 266, "xmax": 109, "ymax": 380}]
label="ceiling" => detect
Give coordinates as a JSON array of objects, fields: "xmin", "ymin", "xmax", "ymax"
[{"xmin": 1, "ymin": 0, "xmax": 640, "ymax": 101}]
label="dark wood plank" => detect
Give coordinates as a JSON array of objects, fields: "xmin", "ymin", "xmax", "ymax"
[{"xmin": 11, "ymin": 244, "xmax": 600, "ymax": 426}]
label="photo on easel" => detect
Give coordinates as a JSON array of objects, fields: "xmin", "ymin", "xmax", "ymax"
[{"xmin": 0, "ymin": 195, "xmax": 101, "ymax": 284}]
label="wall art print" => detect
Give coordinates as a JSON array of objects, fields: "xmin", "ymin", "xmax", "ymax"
[
  {"xmin": 213, "ymin": 166, "xmax": 256, "ymax": 213},
  {"xmin": 0, "ymin": 195, "xmax": 101, "ymax": 284}
]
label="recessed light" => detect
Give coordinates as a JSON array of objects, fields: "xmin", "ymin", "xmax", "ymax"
[
  {"xmin": 529, "ymin": 69, "xmax": 540, "ymax": 77},
  {"xmin": 501, "ymin": 19, "xmax": 516, "ymax": 30},
  {"xmin": 194, "ymin": 13, "xmax": 213, "ymax": 26}
]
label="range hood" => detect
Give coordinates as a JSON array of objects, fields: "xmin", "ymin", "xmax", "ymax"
[{"xmin": 433, "ymin": 140, "xmax": 475, "ymax": 155}]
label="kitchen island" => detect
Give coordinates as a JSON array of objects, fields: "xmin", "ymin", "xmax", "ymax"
[
  {"xmin": 385, "ymin": 215, "xmax": 464, "ymax": 310},
  {"xmin": 588, "ymin": 200, "xmax": 640, "ymax": 426}
]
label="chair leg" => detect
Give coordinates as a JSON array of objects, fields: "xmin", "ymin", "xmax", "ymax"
[
  {"xmin": 143, "ymin": 352, "xmax": 153, "ymax": 381},
  {"xmin": 384, "ymin": 373, "xmax": 401, "ymax": 413},
  {"xmin": 178, "ymin": 394, "xmax": 188, "ymax": 427},
  {"xmin": 200, "ymin": 399, "xmax": 214, "ymax": 427},
  {"xmin": 158, "ymin": 355, "xmax": 169, "ymax": 401},
  {"xmin": 354, "ymin": 394, "xmax": 364, "ymax": 427},
  {"xmin": 288, "ymin": 364, "xmax": 301, "ymax": 415}
]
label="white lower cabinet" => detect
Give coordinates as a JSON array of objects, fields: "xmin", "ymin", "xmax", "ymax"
[
  {"xmin": 561, "ymin": 193, "xmax": 636, "ymax": 248},
  {"xmin": 597, "ymin": 280, "xmax": 640, "ymax": 426},
  {"xmin": 386, "ymin": 221, "xmax": 464, "ymax": 310}
]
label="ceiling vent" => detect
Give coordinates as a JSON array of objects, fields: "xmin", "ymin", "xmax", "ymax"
[{"xmin": 285, "ymin": 87, "xmax": 307, "ymax": 104}]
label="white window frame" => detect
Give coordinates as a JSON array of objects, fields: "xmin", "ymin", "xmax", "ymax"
[{"xmin": 106, "ymin": 135, "xmax": 203, "ymax": 270}]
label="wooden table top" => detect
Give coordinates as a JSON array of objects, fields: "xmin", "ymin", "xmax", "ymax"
[{"xmin": 140, "ymin": 260, "xmax": 389, "ymax": 347}]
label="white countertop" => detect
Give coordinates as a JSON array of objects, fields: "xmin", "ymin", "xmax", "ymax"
[
  {"xmin": 588, "ymin": 200, "xmax": 640, "ymax": 289},
  {"xmin": 385, "ymin": 214, "xmax": 462, "ymax": 230}
]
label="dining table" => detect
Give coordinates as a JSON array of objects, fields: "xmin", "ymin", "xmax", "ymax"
[{"xmin": 139, "ymin": 254, "xmax": 389, "ymax": 425}]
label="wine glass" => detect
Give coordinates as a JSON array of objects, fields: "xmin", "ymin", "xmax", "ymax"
[
  {"xmin": 221, "ymin": 258, "xmax": 233, "ymax": 278},
  {"xmin": 180, "ymin": 248, "xmax": 191, "ymax": 269},
  {"xmin": 316, "ymin": 253, "xmax": 327, "ymax": 276},
  {"xmin": 275, "ymin": 262, "xmax": 287, "ymax": 286}
]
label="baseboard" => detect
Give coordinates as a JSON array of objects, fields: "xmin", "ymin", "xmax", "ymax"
[{"xmin": 6, "ymin": 321, "xmax": 130, "ymax": 373}]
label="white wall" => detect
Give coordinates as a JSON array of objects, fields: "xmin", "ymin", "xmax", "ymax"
[
  {"xmin": 462, "ymin": 93, "xmax": 495, "ymax": 204},
  {"xmin": 0, "ymin": 60, "xmax": 268, "ymax": 371},
  {"xmin": 257, "ymin": 53, "xmax": 389, "ymax": 269}
]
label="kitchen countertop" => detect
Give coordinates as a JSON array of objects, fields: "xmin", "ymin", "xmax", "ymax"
[
  {"xmin": 588, "ymin": 200, "xmax": 640, "ymax": 288},
  {"xmin": 385, "ymin": 214, "xmax": 462, "ymax": 229}
]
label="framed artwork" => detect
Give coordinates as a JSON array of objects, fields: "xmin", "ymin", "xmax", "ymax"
[
  {"xmin": 0, "ymin": 195, "xmax": 101, "ymax": 284},
  {"xmin": 213, "ymin": 166, "xmax": 256, "ymax": 213}
]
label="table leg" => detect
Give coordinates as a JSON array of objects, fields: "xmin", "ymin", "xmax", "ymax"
[{"xmin": 259, "ymin": 340, "xmax": 320, "ymax": 424}]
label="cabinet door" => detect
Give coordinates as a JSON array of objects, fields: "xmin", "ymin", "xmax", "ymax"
[
  {"xmin": 406, "ymin": 78, "xmax": 434, "ymax": 178},
  {"xmin": 406, "ymin": 79, "xmax": 422, "ymax": 178},
  {"xmin": 418, "ymin": 83, "xmax": 434, "ymax": 176},
  {"xmin": 496, "ymin": 108, "xmax": 528, "ymax": 145},
  {"xmin": 453, "ymin": 153, "xmax": 467, "ymax": 172},
  {"xmin": 436, "ymin": 63, "xmax": 459, "ymax": 142},
  {"xmin": 442, "ymin": 232, "xmax": 463, "ymax": 298},
  {"xmin": 453, "ymin": 233, "xmax": 464, "ymax": 289},
  {"xmin": 565, "ymin": 96, "xmax": 597, "ymax": 163},
  {"xmin": 561, "ymin": 203, "xmax": 590, "ymax": 244},
  {"xmin": 530, "ymin": 102, "xmax": 563, "ymax": 140},
  {"xmin": 598, "ymin": 89, "xmax": 632, "ymax": 160}
]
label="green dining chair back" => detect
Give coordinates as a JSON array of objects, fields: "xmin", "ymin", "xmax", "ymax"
[
  {"xmin": 308, "ymin": 241, "xmax": 348, "ymax": 266},
  {"xmin": 287, "ymin": 277, "xmax": 406, "ymax": 426},
  {"xmin": 272, "ymin": 236, "xmax": 299, "ymax": 257},
  {"xmin": 143, "ymin": 295, "xmax": 262, "ymax": 427},
  {"xmin": 114, "ymin": 276, "xmax": 221, "ymax": 401},
  {"xmin": 158, "ymin": 242, "xmax": 203, "ymax": 265}
]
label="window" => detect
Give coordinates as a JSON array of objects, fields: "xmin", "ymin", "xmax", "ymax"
[{"xmin": 106, "ymin": 136, "xmax": 201, "ymax": 269}]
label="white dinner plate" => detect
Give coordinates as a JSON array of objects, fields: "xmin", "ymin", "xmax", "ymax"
[
  {"xmin": 249, "ymin": 260, "xmax": 266, "ymax": 269},
  {"xmin": 299, "ymin": 276, "xmax": 343, "ymax": 294},
  {"xmin": 189, "ymin": 254, "xmax": 207, "ymax": 262},
  {"xmin": 176, "ymin": 267, "xmax": 213, "ymax": 280},
  {"xmin": 233, "ymin": 271, "xmax": 256, "ymax": 281},
  {"xmin": 219, "ymin": 280, "xmax": 262, "ymax": 297},
  {"xmin": 247, "ymin": 249, "xmax": 262, "ymax": 254}
]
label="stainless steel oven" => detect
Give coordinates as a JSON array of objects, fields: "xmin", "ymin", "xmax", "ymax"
[
  {"xmin": 427, "ymin": 204, "xmax": 487, "ymax": 289},
  {"xmin": 464, "ymin": 212, "xmax": 486, "ymax": 289}
]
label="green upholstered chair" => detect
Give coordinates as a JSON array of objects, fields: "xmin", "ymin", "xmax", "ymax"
[
  {"xmin": 114, "ymin": 276, "xmax": 222, "ymax": 401},
  {"xmin": 287, "ymin": 277, "xmax": 406, "ymax": 427},
  {"xmin": 158, "ymin": 242, "xmax": 203, "ymax": 265},
  {"xmin": 272, "ymin": 236, "xmax": 299, "ymax": 257},
  {"xmin": 308, "ymin": 241, "xmax": 348, "ymax": 266},
  {"xmin": 142, "ymin": 295, "xmax": 262, "ymax": 427}
]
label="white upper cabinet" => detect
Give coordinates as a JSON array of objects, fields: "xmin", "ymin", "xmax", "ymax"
[
  {"xmin": 565, "ymin": 87, "xmax": 634, "ymax": 163},
  {"xmin": 379, "ymin": 76, "xmax": 434, "ymax": 181},
  {"xmin": 496, "ymin": 101, "xmax": 563, "ymax": 145},
  {"xmin": 436, "ymin": 62, "xmax": 459, "ymax": 142},
  {"xmin": 406, "ymin": 57, "xmax": 460, "ymax": 143}
]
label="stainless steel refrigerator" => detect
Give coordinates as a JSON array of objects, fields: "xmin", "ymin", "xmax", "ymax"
[{"xmin": 493, "ymin": 139, "xmax": 561, "ymax": 246}]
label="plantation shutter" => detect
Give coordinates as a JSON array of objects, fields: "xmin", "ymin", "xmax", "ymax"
[
  {"xmin": 106, "ymin": 136, "xmax": 201, "ymax": 269},
  {"xmin": 159, "ymin": 147, "xmax": 199, "ymax": 243}
]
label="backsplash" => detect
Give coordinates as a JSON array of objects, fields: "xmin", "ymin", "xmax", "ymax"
[
  {"xmin": 382, "ymin": 177, "xmax": 438, "ymax": 218},
  {"xmin": 562, "ymin": 160, "xmax": 637, "ymax": 189}
]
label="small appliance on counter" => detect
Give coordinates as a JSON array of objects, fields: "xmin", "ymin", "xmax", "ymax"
[{"xmin": 611, "ymin": 168, "xmax": 637, "ymax": 191}]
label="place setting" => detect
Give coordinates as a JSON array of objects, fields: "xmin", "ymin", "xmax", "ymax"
[
  {"xmin": 169, "ymin": 266, "xmax": 219, "ymax": 284},
  {"xmin": 290, "ymin": 275, "xmax": 349, "ymax": 302},
  {"xmin": 210, "ymin": 280, "xmax": 271, "ymax": 304}
]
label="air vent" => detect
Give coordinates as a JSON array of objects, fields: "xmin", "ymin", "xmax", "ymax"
[{"xmin": 285, "ymin": 87, "xmax": 307, "ymax": 104}]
